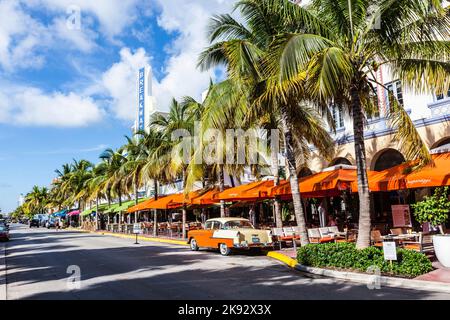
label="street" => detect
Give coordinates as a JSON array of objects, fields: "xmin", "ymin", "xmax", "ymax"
[{"xmin": 1, "ymin": 224, "xmax": 449, "ymax": 300}]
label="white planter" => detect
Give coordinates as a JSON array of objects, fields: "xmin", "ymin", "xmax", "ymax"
[{"xmin": 433, "ymin": 234, "xmax": 450, "ymax": 268}]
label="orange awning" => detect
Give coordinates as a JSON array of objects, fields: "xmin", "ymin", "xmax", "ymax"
[
  {"xmin": 144, "ymin": 193, "xmax": 186, "ymax": 210},
  {"xmin": 189, "ymin": 187, "xmax": 221, "ymax": 205},
  {"xmin": 215, "ymin": 180, "xmax": 275, "ymax": 201},
  {"xmin": 270, "ymin": 169, "xmax": 379, "ymax": 198},
  {"xmin": 369, "ymin": 152, "xmax": 450, "ymax": 191},
  {"xmin": 127, "ymin": 198, "xmax": 159, "ymax": 213}
]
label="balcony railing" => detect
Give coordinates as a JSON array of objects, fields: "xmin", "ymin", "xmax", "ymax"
[{"xmin": 428, "ymin": 98, "xmax": 450, "ymax": 117}]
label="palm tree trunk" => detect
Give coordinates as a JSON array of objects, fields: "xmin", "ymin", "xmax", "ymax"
[
  {"xmin": 351, "ymin": 87, "xmax": 372, "ymax": 249},
  {"xmin": 271, "ymin": 142, "xmax": 282, "ymax": 228},
  {"xmin": 218, "ymin": 164, "xmax": 226, "ymax": 217},
  {"xmin": 182, "ymin": 168, "xmax": 187, "ymax": 239},
  {"xmin": 153, "ymin": 180, "xmax": 158, "ymax": 237},
  {"xmin": 280, "ymin": 107, "xmax": 309, "ymax": 246},
  {"xmin": 95, "ymin": 195, "xmax": 99, "ymax": 231},
  {"xmin": 134, "ymin": 180, "xmax": 139, "ymax": 223}
]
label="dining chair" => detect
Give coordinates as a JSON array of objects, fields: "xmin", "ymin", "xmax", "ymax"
[{"xmin": 370, "ymin": 230, "xmax": 384, "ymax": 247}]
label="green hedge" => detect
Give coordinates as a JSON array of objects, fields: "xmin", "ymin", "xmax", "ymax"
[{"xmin": 297, "ymin": 242, "xmax": 433, "ymax": 278}]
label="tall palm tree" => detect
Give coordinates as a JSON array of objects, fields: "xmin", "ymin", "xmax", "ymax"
[
  {"xmin": 150, "ymin": 98, "xmax": 196, "ymax": 238},
  {"xmin": 141, "ymin": 128, "xmax": 175, "ymax": 236},
  {"xmin": 99, "ymin": 149, "xmax": 128, "ymax": 207},
  {"xmin": 269, "ymin": 0, "xmax": 449, "ymax": 248},
  {"xmin": 198, "ymin": 0, "xmax": 334, "ymax": 245},
  {"xmin": 24, "ymin": 186, "xmax": 49, "ymax": 215}
]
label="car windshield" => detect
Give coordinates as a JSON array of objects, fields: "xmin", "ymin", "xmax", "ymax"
[
  {"xmin": 0, "ymin": 226, "xmax": 6, "ymax": 232},
  {"xmin": 223, "ymin": 220, "xmax": 253, "ymax": 229}
]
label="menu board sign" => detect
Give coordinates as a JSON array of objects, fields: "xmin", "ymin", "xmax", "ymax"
[
  {"xmin": 383, "ymin": 241, "xmax": 397, "ymax": 261},
  {"xmin": 391, "ymin": 205, "xmax": 412, "ymax": 227}
]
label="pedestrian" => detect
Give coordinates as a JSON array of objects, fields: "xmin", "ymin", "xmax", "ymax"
[
  {"xmin": 318, "ymin": 201, "xmax": 327, "ymax": 228},
  {"xmin": 327, "ymin": 215, "xmax": 337, "ymax": 226},
  {"xmin": 55, "ymin": 219, "xmax": 60, "ymax": 231}
]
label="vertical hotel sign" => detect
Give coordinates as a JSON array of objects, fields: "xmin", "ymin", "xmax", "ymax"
[{"xmin": 138, "ymin": 68, "xmax": 145, "ymax": 131}]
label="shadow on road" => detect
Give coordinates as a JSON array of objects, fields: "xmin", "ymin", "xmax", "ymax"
[{"xmin": 4, "ymin": 226, "xmax": 446, "ymax": 300}]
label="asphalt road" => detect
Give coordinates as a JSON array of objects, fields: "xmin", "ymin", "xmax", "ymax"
[{"xmin": 2, "ymin": 223, "xmax": 450, "ymax": 300}]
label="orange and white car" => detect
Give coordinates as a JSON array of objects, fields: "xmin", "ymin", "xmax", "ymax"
[{"xmin": 187, "ymin": 218, "xmax": 273, "ymax": 256}]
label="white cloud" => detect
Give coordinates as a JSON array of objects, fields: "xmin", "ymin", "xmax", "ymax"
[
  {"xmin": 101, "ymin": 47, "xmax": 151, "ymax": 121},
  {"xmin": 151, "ymin": 0, "xmax": 234, "ymax": 110},
  {"xmin": 25, "ymin": 0, "xmax": 145, "ymax": 38},
  {"xmin": 0, "ymin": 0, "xmax": 103, "ymax": 71},
  {"xmin": 50, "ymin": 17, "xmax": 98, "ymax": 53},
  {"xmin": 0, "ymin": 0, "xmax": 50, "ymax": 71},
  {"xmin": 0, "ymin": 84, "xmax": 104, "ymax": 127},
  {"xmin": 24, "ymin": 144, "xmax": 108, "ymax": 155}
]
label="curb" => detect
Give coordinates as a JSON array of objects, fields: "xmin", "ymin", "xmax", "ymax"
[
  {"xmin": 267, "ymin": 251, "xmax": 450, "ymax": 294},
  {"xmin": 67, "ymin": 228, "xmax": 188, "ymax": 246},
  {"xmin": 0, "ymin": 242, "xmax": 6, "ymax": 300}
]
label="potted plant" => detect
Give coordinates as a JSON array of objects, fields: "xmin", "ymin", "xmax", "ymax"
[{"xmin": 412, "ymin": 187, "xmax": 450, "ymax": 267}]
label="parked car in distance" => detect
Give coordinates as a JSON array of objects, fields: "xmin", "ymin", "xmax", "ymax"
[
  {"xmin": 46, "ymin": 218, "xmax": 58, "ymax": 229},
  {"xmin": 29, "ymin": 219, "xmax": 40, "ymax": 228},
  {"xmin": 187, "ymin": 218, "xmax": 273, "ymax": 256},
  {"xmin": 0, "ymin": 225, "xmax": 10, "ymax": 241}
]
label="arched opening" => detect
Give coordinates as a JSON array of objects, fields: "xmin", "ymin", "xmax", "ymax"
[
  {"xmin": 298, "ymin": 167, "xmax": 313, "ymax": 178},
  {"xmin": 431, "ymin": 137, "xmax": 450, "ymax": 150},
  {"xmin": 373, "ymin": 148, "xmax": 406, "ymax": 172},
  {"xmin": 329, "ymin": 157, "xmax": 352, "ymax": 166}
]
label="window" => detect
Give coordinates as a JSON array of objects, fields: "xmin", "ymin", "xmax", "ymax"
[
  {"xmin": 212, "ymin": 221, "xmax": 222, "ymax": 230},
  {"xmin": 437, "ymin": 90, "xmax": 450, "ymax": 101},
  {"xmin": 367, "ymin": 92, "xmax": 380, "ymax": 120},
  {"xmin": 223, "ymin": 220, "xmax": 254, "ymax": 229},
  {"xmin": 331, "ymin": 104, "xmax": 344, "ymax": 129},
  {"xmin": 385, "ymin": 80, "xmax": 403, "ymax": 107},
  {"xmin": 205, "ymin": 221, "xmax": 213, "ymax": 229}
]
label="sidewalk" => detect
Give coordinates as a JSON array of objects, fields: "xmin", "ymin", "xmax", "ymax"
[
  {"xmin": 415, "ymin": 260, "xmax": 450, "ymax": 284},
  {"xmin": 271, "ymin": 248, "xmax": 450, "ymax": 293}
]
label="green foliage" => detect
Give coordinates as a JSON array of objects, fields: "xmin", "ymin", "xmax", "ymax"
[
  {"xmin": 281, "ymin": 203, "xmax": 292, "ymax": 222},
  {"xmin": 411, "ymin": 187, "xmax": 450, "ymax": 226},
  {"xmin": 297, "ymin": 242, "xmax": 433, "ymax": 278}
]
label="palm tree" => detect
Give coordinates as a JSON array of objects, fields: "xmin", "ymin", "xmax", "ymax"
[
  {"xmin": 150, "ymin": 98, "xmax": 198, "ymax": 238},
  {"xmin": 24, "ymin": 186, "xmax": 49, "ymax": 215},
  {"xmin": 198, "ymin": 0, "xmax": 335, "ymax": 245},
  {"xmin": 99, "ymin": 149, "xmax": 127, "ymax": 207},
  {"xmin": 269, "ymin": 0, "xmax": 449, "ymax": 248},
  {"xmin": 141, "ymin": 128, "xmax": 175, "ymax": 236}
]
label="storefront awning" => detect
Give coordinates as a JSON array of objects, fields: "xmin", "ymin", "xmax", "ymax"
[
  {"xmin": 67, "ymin": 210, "xmax": 80, "ymax": 216},
  {"xmin": 369, "ymin": 152, "xmax": 450, "ymax": 191},
  {"xmin": 144, "ymin": 193, "xmax": 186, "ymax": 210},
  {"xmin": 270, "ymin": 168, "xmax": 379, "ymax": 198},
  {"xmin": 189, "ymin": 187, "xmax": 222, "ymax": 205},
  {"xmin": 215, "ymin": 180, "xmax": 275, "ymax": 201},
  {"xmin": 81, "ymin": 204, "xmax": 109, "ymax": 216},
  {"xmin": 127, "ymin": 197, "xmax": 159, "ymax": 213},
  {"xmin": 52, "ymin": 210, "xmax": 67, "ymax": 217}
]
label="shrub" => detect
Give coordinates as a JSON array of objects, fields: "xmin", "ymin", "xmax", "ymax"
[
  {"xmin": 411, "ymin": 186, "xmax": 450, "ymax": 228},
  {"xmin": 297, "ymin": 242, "xmax": 433, "ymax": 278}
]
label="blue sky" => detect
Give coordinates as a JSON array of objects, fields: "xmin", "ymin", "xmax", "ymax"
[{"xmin": 0, "ymin": 0, "xmax": 234, "ymax": 213}]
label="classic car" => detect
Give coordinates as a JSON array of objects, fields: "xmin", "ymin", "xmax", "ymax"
[
  {"xmin": 187, "ymin": 218, "xmax": 273, "ymax": 256},
  {"xmin": 0, "ymin": 225, "xmax": 9, "ymax": 241}
]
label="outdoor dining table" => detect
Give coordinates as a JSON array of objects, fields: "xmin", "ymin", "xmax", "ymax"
[{"xmin": 381, "ymin": 233, "xmax": 420, "ymax": 242}]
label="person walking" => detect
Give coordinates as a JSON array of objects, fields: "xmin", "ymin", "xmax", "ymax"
[
  {"xmin": 55, "ymin": 219, "xmax": 60, "ymax": 231},
  {"xmin": 318, "ymin": 202, "xmax": 327, "ymax": 228}
]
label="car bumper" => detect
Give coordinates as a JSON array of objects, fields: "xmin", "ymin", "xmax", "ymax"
[{"xmin": 233, "ymin": 243, "xmax": 274, "ymax": 249}]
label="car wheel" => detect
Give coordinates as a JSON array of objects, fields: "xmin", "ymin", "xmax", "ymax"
[
  {"xmin": 190, "ymin": 238, "xmax": 199, "ymax": 251},
  {"xmin": 219, "ymin": 243, "xmax": 231, "ymax": 256}
]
